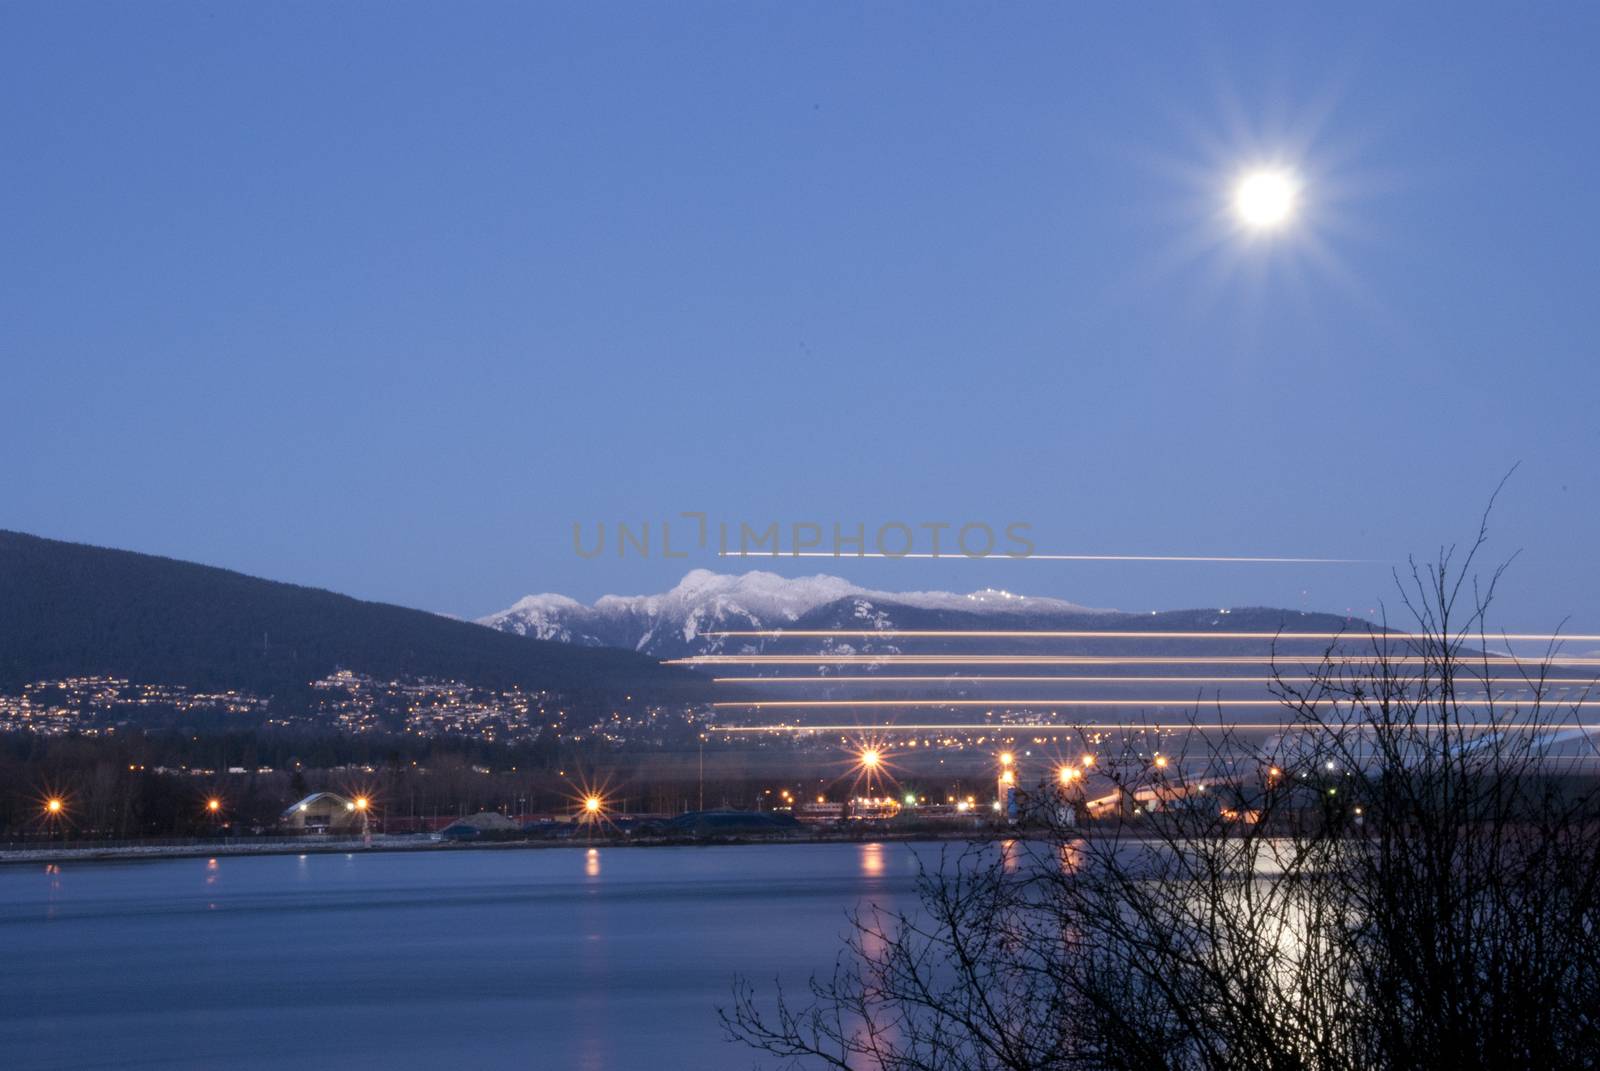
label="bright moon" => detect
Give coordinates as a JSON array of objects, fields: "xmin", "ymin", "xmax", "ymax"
[{"xmin": 1234, "ymin": 170, "xmax": 1297, "ymax": 229}]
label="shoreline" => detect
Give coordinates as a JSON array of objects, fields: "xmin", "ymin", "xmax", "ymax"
[{"xmin": 0, "ymin": 827, "xmax": 1019, "ymax": 866}]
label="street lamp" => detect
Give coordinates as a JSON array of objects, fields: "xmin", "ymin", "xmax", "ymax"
[
  {"xmin": 42, "ymin": 796, "xmax": 66, "ymax": 842},
  {"xmin": 352, "ymin": 795, "xmax": 371, "ymax": 843},
  {"xmin": 858, "ymin": 747, "xmax": 884, "ymax": 797}
]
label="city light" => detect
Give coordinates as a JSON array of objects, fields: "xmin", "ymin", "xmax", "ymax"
[
  {"xmin": 1154, "ymin": 756, "xmax": 1169, "ymax": 769},
  {"xmin": 585, "ymin": 795, "xmax": 603, "ymax": 814},
  {"xmin": 999, "ymin": 752, "xmax": 1014, "ymax": 766},
  {"xmin": 1000, "ymin": 769, "xmax": 1016, "ymax": 786},
  {"xmin": 353, "ymin": 796, "xmax": 369, "ymax": 811},
  {"xmin": 44, "ymin": 797, "xmax": 63, "ymax": 816},
  {"xmin": 206, "ymin": 798, "xmax": 221, "ymax": 813},
  {"xmin": 860, "ymin": 748, "xmax": 882, "ymax": 770},
  {"xmin": 1080, "ymin": 754, "xmax": 1096, "ymax": 768},
  {"xmin": 1059, "ymin": 767, "xmax": 1080, "ymax": 784}
]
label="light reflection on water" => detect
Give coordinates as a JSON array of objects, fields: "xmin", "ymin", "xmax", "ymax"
[{"xmin": 0, "ymin": 841, "xmax": 928, "ymax": 1070}]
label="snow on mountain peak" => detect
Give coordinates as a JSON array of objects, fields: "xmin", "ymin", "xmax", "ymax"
[{"xmin": 478, "ymin": 570, "xmax": 1111, "ymax": 654}]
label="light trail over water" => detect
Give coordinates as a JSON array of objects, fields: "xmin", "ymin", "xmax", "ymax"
[
  {"xmin": 713, "ymin": 699, "xmax": 1600, "ymax": 710},
  {"xmin": 718, "ymin": 551, "xmax": 1365, "ymax": 564},
  {"xmin": 709, "ymin": 722, "xmax": 1600, "ymax": 733},
  {"xmin": 672, "ymin": 655, "xmax": 1600, "ymax": 666},
  {"xmin": 712, "ymin": 675, "xmax": 1600, "ymax": 686},
  {"xmin": 705, "ymin": 629, "xmax": 1600, "ymax": 643}
]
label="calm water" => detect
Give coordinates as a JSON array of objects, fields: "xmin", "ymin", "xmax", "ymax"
[{"xmin": 0, "ymin": 842, "xmax": 932, "ymax": 1070}]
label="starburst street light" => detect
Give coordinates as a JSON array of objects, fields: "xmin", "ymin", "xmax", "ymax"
[
  {"xmin": 854, "ymin": 744, "xmax": 891, "ymax": 797},
  {"xmin": 206, "ymin": 798, "xmax": 221, "ymax": 813},
  {"xmin": 44, "ymin": 797, "xmax": 63, "ymax": 816},
  {"xmin": 565, "ymin": 771, "xmax": 616, "ymax": 830}
]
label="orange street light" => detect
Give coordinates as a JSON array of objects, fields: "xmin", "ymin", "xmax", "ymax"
[
  {"xmin": 45, "ymin": 797, "xmax": 64, "ymax": 816},
  {"xmin": 206, "ymin": 798, "xmax": 222, "ymax": 813},
  {"xmin": 1059, "ymin": 767, "xmax": 1080, "ymax": 785},
  {"xmin": 1153, "ymin": 756, "xmax": 1169, "ymax": 770},
  {"xmin": 584, "ymin": 795, "xmax": 603, "ymax": 814}
]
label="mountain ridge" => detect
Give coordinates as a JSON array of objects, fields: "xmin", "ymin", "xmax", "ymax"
[
  {"xmin": 0, "ymin": 529, "xmax": 708, "ymax": 705},
  {"xmin": 480, "ymin": 568, "xmax": 1367, "ymax": 661}
]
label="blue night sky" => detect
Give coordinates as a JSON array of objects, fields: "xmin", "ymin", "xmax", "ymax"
[{"xmin": 4, "ymin": 4, "xmax": 1598, "ymax": 630}]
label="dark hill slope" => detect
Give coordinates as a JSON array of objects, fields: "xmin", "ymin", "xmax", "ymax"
[{"xmin": 0, "ymin": 530, "xmax": 708, "ymax": 704}]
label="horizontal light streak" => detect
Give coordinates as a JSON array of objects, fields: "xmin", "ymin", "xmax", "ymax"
[
  {"xmin": 712, "ymin": 674, "xmax": 1600, "ymax": 686},
  {"xmin": 673, "ymin": 655, "xmax": 1600, "ymax": 666},
  {"xmin": 715, "ymin": 699, "xmax": 1600, "ymax": 709},
  {"xmin": 706, "ymin": 629, "xmax": 1600, "ymax": 643},
  {"xmin": 719, "ymin": 551, "xmax": 1362, "ymax": 564},
  {"xmin": 711, "ymin": 722, "xmax": 1600, "ymax": 733}
]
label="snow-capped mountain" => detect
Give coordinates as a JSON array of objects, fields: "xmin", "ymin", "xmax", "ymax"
[
  {"xmin": 479, "ymin": 569, "xmax": 1114, "ymax": 658},
  {"xmin": 478, "ymin": 569, "xmax": 1388, "ymax": 710},
  {"xmin": 483, "ymin": 569, "xmax": 1118, "ymax": 660},
  {"xmin": 475, "ymin": 572, "xmax": 1532, "ymax": 713}
]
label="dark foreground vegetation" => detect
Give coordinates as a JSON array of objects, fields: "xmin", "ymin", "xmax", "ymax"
[{"xmin": 727, "ymin": 525, "xmax": 1600, "ymax": 1070}]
